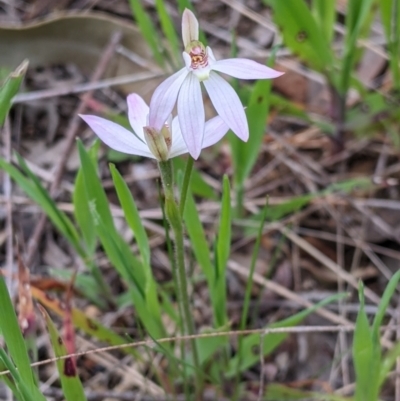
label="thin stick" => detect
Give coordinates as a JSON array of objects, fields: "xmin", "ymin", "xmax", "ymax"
[{"xmin": 1, "ymin": 324, "xmax": 399, "ymax": 376}]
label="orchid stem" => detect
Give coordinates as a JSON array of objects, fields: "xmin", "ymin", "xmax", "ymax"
[
  {"xmin": 179, "ymin": 156, "xmax": 194, "ymax": 217},
  {"xmin": 158, "ymin": 160, "xmax": 201, "ymax": 396}
]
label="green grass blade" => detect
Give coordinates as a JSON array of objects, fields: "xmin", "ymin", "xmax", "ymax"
[
  {"xmin": 76, "ymin": 140, "xmax": 116, "ymax": 230},
  {"xmin": 128, "ymin": 0, "xmax": 164, "ymax": 66},
  {"xmin": 0, "ymin": 349, "xmax": 35, "ymax": 401},
  {"xmin": 110, "ymin": 164, "xmax": 150, "ymax": 266},
  {"xmin": 264, "ymin": 0, "xmax": 334, "ymax": 74},
  {"xmin": 353, "ymin": 282, "xmax": 380, "ymax": 401},
  {"xmin": 266, "ymin": 383, "xmax": 351, "ymax": 401},
  {"xmin": 372, "ymin": 270, "xmax": 400, "ymax": 337},
  {"xmin": 0, "ymin": 277, "xmax": 45, "ymax": 400},
  {"xmin": 40, "ymin": 306, "xmax": 87, "ymax": 401},
  {"xmin": 0, "ymin": 60, "xmax": 28, "ymax": 125},
  {"xmin": 183, "ymin": 190, "xmax": 214, "ymax": 284},
  {"xmin": 73, "ymin": 164, "xmax": 96, "ymax": 255},
  {"xmin": 214, "ymin": 175, "xmax": 231, "ymax": 327},
  {"xmin": 340, "ymin": 0, "xmax": 374, "ymax": 94},
  {"xmin": 0, "ymin": 357, "xmax": 22, "ymax": 399},
  {"xmin": 312, "ymin": 0, "xmax": 336, "ymax": 42},
  {"xmin": 380, "ymin": 341, "xmax": 400, "ymax": 387},
  {"xmin": 380, "ymin": 0, "xmax": 400, "ymax": 90},
  {"xmin": 155, "ymin": 0, "xmax": 180, "ymax": 64}
]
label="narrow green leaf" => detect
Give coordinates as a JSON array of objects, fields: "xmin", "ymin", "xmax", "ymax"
[
  {"xmin": 266, "ymin": 383, "xmax": 350, "ymax": 401},
  {"xmin": 40, "ymin": 306, "xmax": 87, "ymax": 401},
  {"xmin": 0, "ymin": 59, "xmax": 28, "ymax": 125},
  {"xmin": 155, "ymin": 0, "xmax": 180, "ymax": 64},
  {"xmin": 0, "ymin": 276, "xmax": 45, "ymax": 400},
  {"xmin": 372, "ymin": 270, "xmax": 400, "ymax": 338},
  {"xmin": 312, "ymin": 0, "xmax": 336, "ymax": 42},
  {"xmin": 380, "ymin": 0, "xmax": 400, "ymax": 90},
  {"xmin": 0, "ymin": 349, "xmax": 36, "ymax": 401},
  {"xmin": 214, "ymin": 175, "xmax": 231, "ymax": 326},
  {"xmin": 183, "ymin": 190, "xmax": 214, "ymax": 284},
  {"xmin": 128, "ymin": 0, "xmax": 164, "ymax": 66},
  {"xmin": 110, "ymin": 164, "xmax": 150, "ymax": 266},
  {"xmin": 0, "ymin": 357, "xmax": 22, "ymax": 399},
  {"xmin": 264, "ymin": 0, "xmax": 334, "ymax": 74},
  {"xmin": 353, "ymin": 282, "xmax": 380, "ymax": 401},
  {"xmin": 340, "ymin": 0, "xmax": 374, "ymax": 94}
]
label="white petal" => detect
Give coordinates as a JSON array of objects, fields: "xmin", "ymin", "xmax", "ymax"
[
  {"xmin": 169, "ymin": 117, "xmax": 189, "ymax": 158},
  {"xmin": 127, "ymin": 93, "xmax": 149, "ymax": 141},
  {"xmin": 79, "ymin": 114, "xmax": 155, "ymax": 159},
  {"xmin": 177, "ymin": 73, "xmax": 205, "ymax": 159},
  {"xmin": 148, "ymin": 68, "xmax": 188, "ymax": 131},
  {"xmin": 211, "ymin": 58, "xmax": 284, "ymax": 80},
  {"xmin": 182, "ymin": 8, "xmax": 199, "ymax": 47},
  {"xmin": 202, "ymin": 115, "xmax": 230, "ymax": 148},
  {"xmin": 203, "ymin": 71, "xmax": 249, "ymax": 141}
]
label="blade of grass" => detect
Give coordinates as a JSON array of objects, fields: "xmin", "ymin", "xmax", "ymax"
[
  {"xmin": 353, "ymin": 282, "xmax": 380, "ymax": 401},
  {"xmin": 0, "ymin": 59, "xmax": 28, "ymax": 125},
  {"xmin": 264, "ymin": 0, "xmax": 334, "ymax": 74},
  {"xmin": 339, "ymin": 0, "xmax": 375, "ymax": 95},
  {"xmin": 0, "ymin": 349, "xmax": 36, "ymax": 401},
  {"xmin": 312, "ymin": 0, "xmax": 336, "ymax": 42},
  {"xmin": 0, "ymin": 276, "xmax": 46, "ymax": 400},
  {"xmin": 128, "ymin": 0, "xmax": 164, "ymax": 66},
  {"xmin": 214, "ymin": 175, "xmax": 231, "ymax": 327},
  {"xmin": 110, "ymin": 164, "xmax": 150, "ymax": 266},
  {"xmin": 155, "ymin": 0, "xmax": 180, "ymax": 65},
  {"xmin": 380, "ymin": 0, "xmax": 400, "ymax": 91}
]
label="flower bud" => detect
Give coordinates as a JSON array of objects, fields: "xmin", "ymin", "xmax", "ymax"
[{"xmin": 143, "ymin": 126, "xmax": 171, "ymax": 161}]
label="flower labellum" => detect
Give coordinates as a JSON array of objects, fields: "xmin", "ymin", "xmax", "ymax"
[
  {"xmin": 148, "ymin": 8, "xmax": 284, "ymax": 159},
  {"xmin": 80, "ymin": 93, "xmax": 229, "ymax": 161}
]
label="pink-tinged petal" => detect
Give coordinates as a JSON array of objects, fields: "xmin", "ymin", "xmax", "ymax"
[
  {"xmin": 79, "ymin": 114, "xmax": 155, "ymax": 159},
  {"xmin": 182, "ymin": 8, "xmax": 199, "ymax": 47},
  {"xmin": 211, "ymin": 58, "xmax": 284, "ymax": 80},
  {"xmin": 169, "ymin": 117, "xmax": 189, "ymax": 158},
  {"xmin": 177, "ymin": 73, "xmax": 205, "ymax": 159},
  {"xmin": 202, "ymin": 115, "xmax": 230, "ymax": 148},
  {"xmin": 148, "ymin": 68, "xmax": 188, "ymax": 131},
  {"xmin": 203, "ymin": 71, "xmax": 249, "ymax": 141},
  {"xmin": 127, "ymin": 93, "xmax": 149, "ymax": 141}
]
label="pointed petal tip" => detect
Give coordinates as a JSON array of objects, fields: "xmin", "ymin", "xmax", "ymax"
[{"xmin": 182, "ymin": 8, "xmax": 199, "ymax": 47}]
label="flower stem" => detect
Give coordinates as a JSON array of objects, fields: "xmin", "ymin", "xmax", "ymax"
[
  {"xmin": 158, "ymin": 160, "xmax": 201, "ymax": 393},
  {"xmin": 179, "ymin": 156, "xmax": 194, "ymax": 216}
]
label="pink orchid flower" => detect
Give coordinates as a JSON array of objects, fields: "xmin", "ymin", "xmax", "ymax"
[
  {"xmin": 80, "ymin": 93, "xmax": 229, "ymax": 161},
  {"xmin": 148, "ymin": 8, "xmax": 284, "ymax": 159}
]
